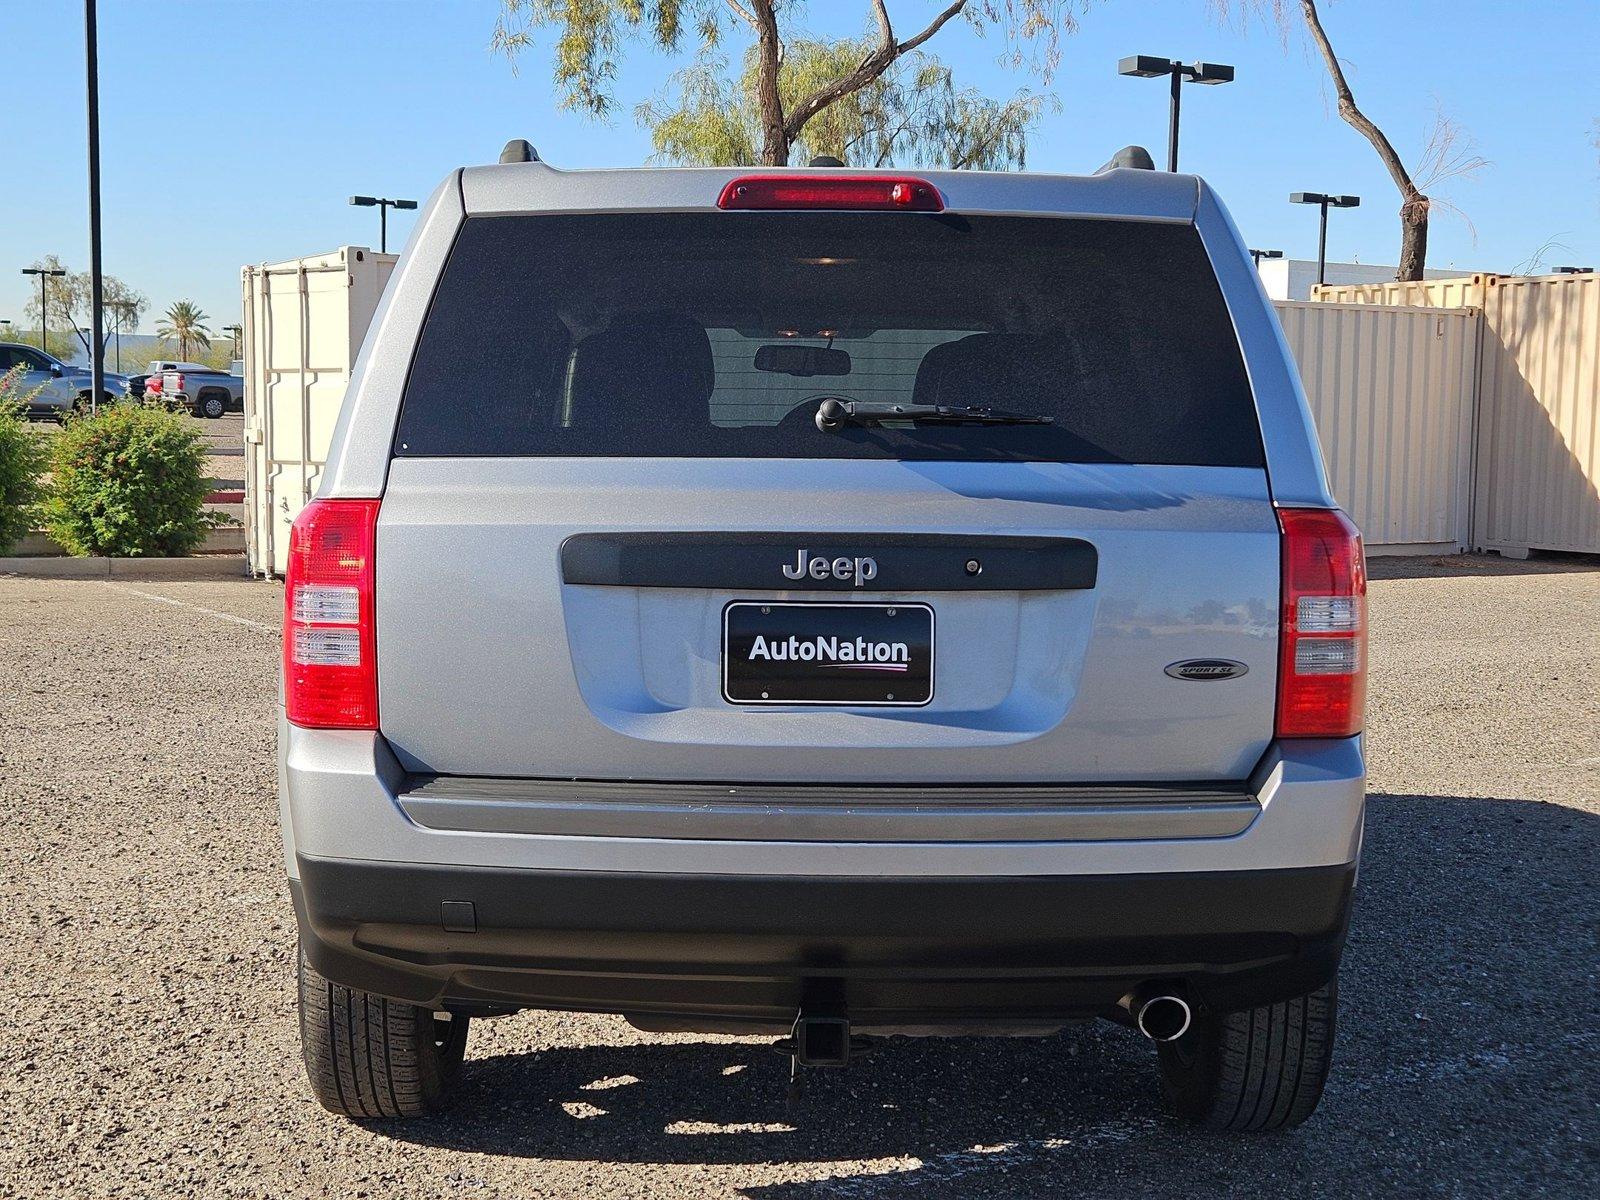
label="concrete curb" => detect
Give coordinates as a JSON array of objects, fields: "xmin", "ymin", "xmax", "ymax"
[
  {"xmin": 0, "ymin": 556, "xmax": 247, "ymax": 581},
  {"xmin": 14, "ymin": 527, "xmax": 244, "ymax": 556}
]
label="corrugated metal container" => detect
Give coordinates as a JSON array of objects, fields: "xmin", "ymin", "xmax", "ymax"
[
  {"xmin": 1473, "ymin": 272, "xmax": 1600, "ymax": 555},
  {"xmin": 240, "ymin": 247, "xmax": 396, "ymax": 575},
  {"xmin": 1274, "ymin": 301, "xmax": 1479, "ymax": 552},
  {"xmin": 1315, "ymin": 271, "xmax": 1600, "ymax": 555}
]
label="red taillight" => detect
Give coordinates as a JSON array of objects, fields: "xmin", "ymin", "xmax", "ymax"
[
  {"xmin": 284, "ymin": 498, "xmax": 380, "ymax": 729},
  {"xmin": 1276, "ymin": 508, "xmax": 1367, "ymax": 738},
  {"xmin": 172, "ymin": 372, "xmax": 185, "ymax": 391},
  {"xmin": 717, "ymin": 175, "xmax": 943, "ymax": 211}
]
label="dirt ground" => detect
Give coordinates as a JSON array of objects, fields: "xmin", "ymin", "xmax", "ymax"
[{"xmin": 1, "ymin": 554, "xmax": 1595, "ymax": 1198}]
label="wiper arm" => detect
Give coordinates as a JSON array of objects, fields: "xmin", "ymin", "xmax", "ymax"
[{"xmin": 813, "ymin": 397, "xmax": 1053, "ymax": 431}]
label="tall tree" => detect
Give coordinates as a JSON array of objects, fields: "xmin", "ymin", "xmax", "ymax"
[
  {"xmin": 1221, "ymin": 0, "xmax": 1485, "ymax": 280},
  {"xmin": 155, "ymin": 301, "xmax": 212, "ymax": 361},
  {"xmin": 495, "ymin": 1, "xmax": 1076, "ymax": 168}
]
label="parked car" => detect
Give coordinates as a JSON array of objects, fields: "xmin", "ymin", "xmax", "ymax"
[
  {"xmin": 159, "ymin": 365, "xmax": 244, "ymax": 418},
  {"xmin": 281, "ymin": 149, "xmax": 1367, "ymax": 1131},
  {"xmin": 0, "ymin": 341, "xmax": 125, "ymax": 419}
]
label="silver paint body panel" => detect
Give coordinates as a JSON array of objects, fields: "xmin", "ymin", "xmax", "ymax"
[{"xmin": 286, "ymin": 158, "xmax": 1363, "ymax": 885}]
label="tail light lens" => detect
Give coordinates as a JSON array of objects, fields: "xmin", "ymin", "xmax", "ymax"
[
  {"xmin": 172, "ymin": 373, "xmax": 184, "ymax": 391},
  {"xmin": 284, "ymin": 498, "xmax": 380, "ymax": 728},
  {"xmin": 717, "ymin": 175, "xmax": 943, "ymax": 211},
  {"xmin": 1276, "ymin": 507, "xmax": 1367, "ymax": 738}
]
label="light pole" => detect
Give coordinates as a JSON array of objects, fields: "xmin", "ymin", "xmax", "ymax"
[
  {"xmin": 22, "ymin": 267, "xmax": 67, "ymax": 351},
  {"xmin": 1290, "ymin": 192, "xmax": 1361, "ymax": 287},
  {"xmin": 221, "ymin": 323, "xmax": 243, "ymax": 362},
  {"xmin": 108, "ymin": 301, "xmax": 136, "ymax": 372},
  {"xmin": 1117, "ymin": 56, "xmax": 1234, "ymax": 172},
  {"xmin": 1250, "ymin": 248, "xmax": 1284, "ymax": 267},
  {"xmin": 85, "ymin": 0, "xmax": 106, "ymax": 415},
  {"xmin": 348, "ymin": 195, "xmax": 418, "ymax": 253}
]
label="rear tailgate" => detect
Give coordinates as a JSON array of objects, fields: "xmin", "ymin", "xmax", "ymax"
[{"xmin": 376, "ymin": 458, "xmax": 1277, "ymax": 782}]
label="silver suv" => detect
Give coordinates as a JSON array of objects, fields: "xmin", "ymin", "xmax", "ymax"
[{"xmin": 280, "ymin": 148, "xmax": 1367, "ymax": 1132}]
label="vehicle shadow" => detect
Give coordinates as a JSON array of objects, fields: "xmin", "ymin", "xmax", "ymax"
[{"xmin": 378, "ymin": 793, "xmax": 1599, "ymax": 1197}]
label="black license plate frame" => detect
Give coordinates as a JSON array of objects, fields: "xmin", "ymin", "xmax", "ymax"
[{"xmin": 722, "ymin": 601, "xmax": 935, "ymax": 707}]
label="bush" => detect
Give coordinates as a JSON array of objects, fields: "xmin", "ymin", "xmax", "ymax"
[
  {"xmin": 0, "ymin": 367, "xmax": 48, "ymax": 554},
  {"xmin": 42, "ymin": 403, "xmax": 218, "ymax": 557}
]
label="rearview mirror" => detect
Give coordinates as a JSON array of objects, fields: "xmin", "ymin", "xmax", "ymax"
[{"xmin": 754, "ymin": 344, "xmax": 851, "ymax": 377}]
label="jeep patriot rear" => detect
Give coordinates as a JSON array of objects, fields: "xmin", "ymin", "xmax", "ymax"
[{"xmin": 281, "ymin": 147, "xmax": 1366, "ymax": 1131}]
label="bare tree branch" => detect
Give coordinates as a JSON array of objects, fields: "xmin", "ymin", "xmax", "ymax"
[
  {"xmin": 722, "ymin": 0, "xmax": 758, "ymax": 33},
  {"xmin": 897, "ymin": 0, "xmax": 969, "ymax": 56},
  {"xmin": 1298, "ymin": 0, "xmax": 1432, "ymax": 278},
  {"xmin": 1299, "ymin": 0, "xmax": 1416, "ymax": 200}
]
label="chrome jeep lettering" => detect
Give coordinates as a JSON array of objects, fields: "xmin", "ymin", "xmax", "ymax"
[{"xmin": 780, "ymin": 550, "xmax": 880, "ymax": 587}]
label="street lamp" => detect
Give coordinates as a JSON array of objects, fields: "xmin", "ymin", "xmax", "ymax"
[
  {"xmin": 1117, "ymin": 56, "xmax": 1234, "ymax": 172},
  {"xmin": 1290, "ymin": 192, "xmax": 1361, "ymax": 287},
  {"xmin": 106, "ymin": 300, "xmax": 137, "ymax": 372},
  {"xmin": 220, "ymin": 323, "xmax": 243, "ymax": 361},
  {"xmin": 1553, "ymin": 266, "xmax": 1594, "ymax": 275},
  {"xmin": 1250, "ymin": 248, "xmax": 1284, "ymax": 267},
  {"xmin": 348, "ymin": 195, "xmax": 418, "ymax": 253},
  {"xmin": 21, "ymin": 267, "xmax": 67, "ymax": 351}
]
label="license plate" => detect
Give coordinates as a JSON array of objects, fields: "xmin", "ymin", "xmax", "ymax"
[{"xmin": 722, "ymin": 602, "xmax": 934, "ymax": 706}]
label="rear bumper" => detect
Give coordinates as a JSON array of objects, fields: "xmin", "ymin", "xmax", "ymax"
[
  {"xmin": 293, "ymin": 857, "xmax": 1355, "ymax": 1025},
  {"xmin": 281, "ymin": 724, "xmax": 1364, "ymax": 1025}
]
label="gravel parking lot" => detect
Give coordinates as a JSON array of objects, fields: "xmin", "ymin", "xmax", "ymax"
[{"xmin": 1, "ymin": 555, "xmax": 1595, "ymax": 1198}]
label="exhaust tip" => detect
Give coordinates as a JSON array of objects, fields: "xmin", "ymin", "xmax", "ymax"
[{"xmin": 1134, "ymin": 995, "xmax": 1192, "ymax": 1042}]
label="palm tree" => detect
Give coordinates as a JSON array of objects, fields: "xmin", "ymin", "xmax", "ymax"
[{"xmin": 156, "ymin": 301, "xmax": 212, "ymax": 361}]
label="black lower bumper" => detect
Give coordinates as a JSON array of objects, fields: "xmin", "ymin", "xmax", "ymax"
[{"xmin": 293, "ymin": 856, "xmax": 1355, "ymax": 1027}]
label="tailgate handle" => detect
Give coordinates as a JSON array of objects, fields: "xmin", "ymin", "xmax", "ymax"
[{"xmin": 560, "ymin": 532, "xmax": 1098, "ymax": 592}]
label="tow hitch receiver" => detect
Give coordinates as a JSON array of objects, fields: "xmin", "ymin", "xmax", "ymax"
[
  {"xmin": 790, "ymin": 1011, "xmax": 853, "ymax": 1068},
  {"xmin": 773, "ymin": 1007, "xmax": 872, "ymax": 1090}
]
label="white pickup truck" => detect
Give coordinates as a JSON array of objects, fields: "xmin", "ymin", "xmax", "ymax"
[{"xmin": 159, "ymin": 364, "xmax": 245, "ymax": 418}]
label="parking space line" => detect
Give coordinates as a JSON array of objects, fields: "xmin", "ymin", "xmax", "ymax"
[{"xmin": 105, "ymin": 582, "xmax": 278, "ymax": 634}]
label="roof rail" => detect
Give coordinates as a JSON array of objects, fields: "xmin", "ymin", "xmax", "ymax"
[
  {"xmin": 1095, "ymin": 145, "xmax": 1155, "ymax": 174},
  {"xmin": 499, "ymin": 138, "xmax": 540, "ymax": 164}
]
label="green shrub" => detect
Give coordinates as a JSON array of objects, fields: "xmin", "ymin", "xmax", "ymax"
[
  {"xmin": 0, "ymin": 367, "xmax": 48, "ymax": 554},
  {"xmin": 42, "ymin": 403, "xmax": 218, "ymax": 557}
]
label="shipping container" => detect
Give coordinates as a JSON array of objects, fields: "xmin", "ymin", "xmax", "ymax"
[
  {"xmin": 240, "ymin": 248, "xmax": 396, "ymax": 576},
  {"xmin": 1275, "ymin": 301, "xmax": 1479, "ymax": 553},
  {"xmin": 1472, "ymin": 273, "xmax": 1600, "ymax": 556},
  {"xmin": 1314, "ymin": 271, "xmax": 1600, "ymax": 555}
]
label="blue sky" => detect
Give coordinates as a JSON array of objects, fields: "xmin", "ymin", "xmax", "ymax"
[{"xmin": 2, "ymin": 0, "xmax": 1596, "ymax": 330}]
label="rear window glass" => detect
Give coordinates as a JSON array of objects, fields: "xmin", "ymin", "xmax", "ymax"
[{"xmin": 396, "ymin": 212, "xmax": 1262, "ymax": 466}]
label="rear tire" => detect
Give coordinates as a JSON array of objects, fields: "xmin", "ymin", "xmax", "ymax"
[
  {"xmin": 296, "ymin": 947, "xmax": 469, "ymax": 1119},
  {"xmin": 1156, "ymin": 980, "xmax": 1336, "ymax": 1131},
  {"xmin": 201, "ymin": 393, "xmax": 226, "ymax": 419}
]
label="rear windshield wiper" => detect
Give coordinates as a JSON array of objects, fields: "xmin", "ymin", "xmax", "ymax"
[{"xmin": 813, "ymin": 397, "xmax": 1054, "ymax": 431}]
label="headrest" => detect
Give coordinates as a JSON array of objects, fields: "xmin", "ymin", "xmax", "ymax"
[
  {"xmin": 911, "ymin": 333, "xmax": 1012, "ymax": 409},
  {"xmin": 567, "ymin": 312, "xmax": 714, "ymax": 426},
  {"xmin": 911, "ymin": 332, "xmax": 1069, "ymax": 411}
]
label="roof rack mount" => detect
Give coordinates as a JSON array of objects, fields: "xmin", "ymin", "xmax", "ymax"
[
  {"xmin": 1095, "ymin": 145, "xmax": 1155, "ymax": 174},
  {"xmin": 499, "ymin": 138, "xmax": 540, "ymax": 165}
]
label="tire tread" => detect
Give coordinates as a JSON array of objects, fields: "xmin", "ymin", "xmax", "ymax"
[
  {"xmin": 296, "ymin": 948, "xmax": 467, "ymax": 1119},
  {"xmin": 1158, "ymin": 980, "xmax": 1337, "ymax": 1132}
]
